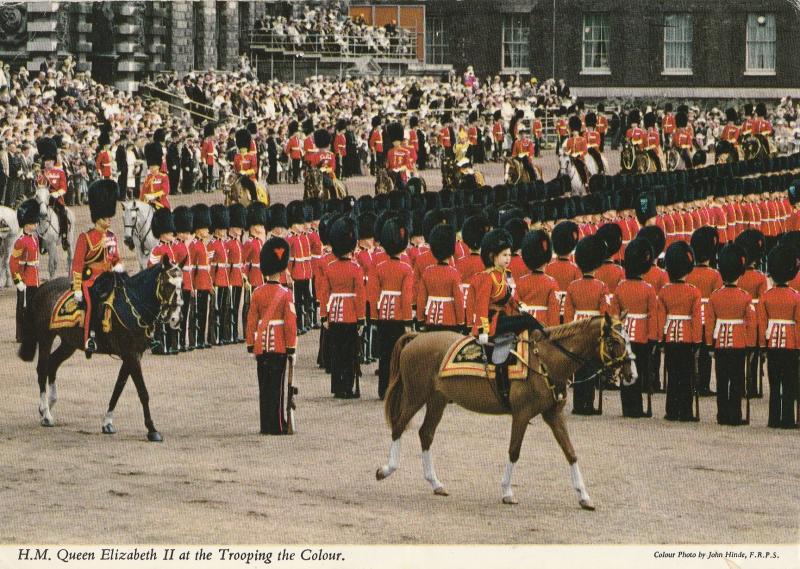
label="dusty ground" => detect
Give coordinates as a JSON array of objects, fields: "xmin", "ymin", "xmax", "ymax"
[{"xmin": 1, "ymin": 154, "xmax": 798, "ymax": 544}]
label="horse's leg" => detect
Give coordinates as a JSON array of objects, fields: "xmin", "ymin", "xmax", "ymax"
[
  {"xmin": 126, "ymin": 354, "xmax": 162, "ymax": 441},
  {"xmin": 377, "ymin": 368, "xmax": 429, "ymax": 481},
  {"xmin": 102, "ymin": 360, "xmax": 131, "ymax": 435},
  {"xmin": 501, "ymin": 405, "xmax": 535, "ymax": 505},
  {"xmin": 541, "ymin": 405, "xmax": 595, "ymax": 511},
  {"xmin": 36, "ymin": 337, "xmax": 55, "ymax": 427},
  {"xmin": 46, "ymin": 342, "xmax": 76, "ymax": 409},
  {"xmin": 418, "ymin": 391, "xmax": 449, "ymax": 496},
  {"xmin": 47, "ymin": 237, "xmax": 58, "ymax": 280}
]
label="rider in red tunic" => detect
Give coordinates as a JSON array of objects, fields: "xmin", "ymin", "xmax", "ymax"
[
  {"xmin": 11, "ymin": 200, "xmax": 41, "ymax": 342},
  {"xmin": 72, "ymin": 180, "xmax": 123, "ymax": 357},
  {"xmin": 95, "ymin": 130, "xmax": 113, "ymax": 179},
  {"xmin": 37, "ymin": 137, "xmax": 71, "ymax": 248},
  {"xmin": 234, "ymin": 128, "xmax": 259, "ymax": 189},
  {"xmin": 140, "ymin": 142, "xmax": 171, "ymax": 209}
]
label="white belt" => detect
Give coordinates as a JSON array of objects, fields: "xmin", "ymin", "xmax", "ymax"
[
  {"xmin": 377, "ymin": 290, "xmax": 400, "ymax": 309},
  {"xmin": 293, "ymin": 257, "xmax": 311, "ymax": 262},
  {"xmin": 267, "ymin": 319, "xmax": 284, "ymax": 326},
  {"xmin": 230, "ymin": 263, "xmax": 242, "ymax": 269},
  {"xmin": 625, "ymin": 313, "xmax": 648, "ymax": 320},
  {"xmin": 327, "ymin": 292, "xmax": 355, "ymax": 312},
  {"xmin": 182, "ymin": 266, "xmax": 193, "ymax": 272},
  {"xmin": 713, "ymin": 318, "xmax": 744, "ymax": 340},
  {"xmin": 664, "ymin": 314, "xmax": 691, "ymax": 333},
  {"xmin": 750, "ymin": 299, "xmax": 759, "ymax": 304},
  {"xmin": 20, "ymin": 260, "xmax": 39, "ymax": 266},
  {"xmin": 212, "ymin": 263, "xmax": 228, "ymax": 268},
  {"xmin": 575, "ymin": 310, "xmax": 600, "ymax": 319},
  {"xmin": 521, "ymin": 305, "xmax": 547, "ymax": 314},
  {"xmin": 425, "ymin": 296, "xmax": 453, "ymax": 315},
  {"xmin": 766, "ymin": 319, "xmax": 795, "ymax": 338},
  {"xmin": 195, "ymin": 265, "xmax": 210, "ymax": 270}
]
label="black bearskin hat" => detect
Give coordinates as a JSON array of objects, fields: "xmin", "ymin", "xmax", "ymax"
[
  {"xmin": 173, "ymin": 206, "xmax": 193, "ymax": 234},
  {"xmin": 624, "ymin": 238, "xmax": 653, "ymax": 279},
  {"xmin": 269, "ymin": 203, "xmax": 288, "ymax": 230},
  {"xmin": 768, "ymin": 245, "xmax": 800, "ymax": 284},
  {"xmin": 260, "ymin": 236, "xmax": 290, "ymax": 276},
  {"xmin": 37, "ymin": 137, "xmax": 58, "ymax": 163},
  {"xmin": 307, "ymin": 197, "xmax": 322, "ymax": 221},
  {"xmin": 287, "ymin": 200, "xmax": 306, "ymax": 227},
  {"xmin": 643, "ymin": 111, "xmax": 657, "ymax": 129},
  {"xmin": 87, "ymin": 179, "xmax": 118, "ymax": 222},
  {"xmin": 503, "ymin": 218, "xmax": 527, "ymax": 252},
  {"xmin": 335, "ymin": 119, "xmax": 348, "ymax": 132},
  {"xmin": 461, "ymin": 215, "xmax": 491, "ymax": 251},
  {"xmin": 371, "ymin": 115, "xmax": 382, "ymax": 128},
  {"xmin": 329, "ymin": 216, "xmax": 358, "ymax": 258},
  {"xmin": 152, "ymin": 208, "xmax": 176, "ymax": 238},
  {"xmin": 410, "ymin": 115, "xmax": 419, "ymax": 128},
  {"xmin": 627, "ymin": 109, "xmax": 641, "ymax": 126},
  {"xmin": 675, "ymin": 112, "xmax": 689, "ymax": 129},
  {"xmin": 98, "ymin": 130, "xmax": 110, "ymax": 148},
  {"xmin": 288, "ymin": 120, "xmax": 299, "ymax": 135},
  {"xmin": 480, "ymin": 228, "xmax": 513, "ymax": 268},
  {"xmin": 380, "ymin": 216, "xmax": 409, "ymax": 257},
  {"xmin": 387, "ymin": 122, "xmax": 405, "ymax": 145},
  {"xmin": 302, "ymin": 118, "xmax": 315, "ymax": 136},
  {"xmin": 635, "ymin": 189, "xmax": 657, "ymax": 226},
  {"xmin": 664, "ymin": 241, "xmax": 695, "ymax": 282},
  {"xmin": 596, "ymin": 223, "xmax": 623, "ymax": 258},
  {"xmin": 725, "ymin": 108, "xmax": 738, "ymax": 123},
  {"xmin": 718, "ymin": 243, "xmax": 747, "ymax": 283},
  {"xmin": 735, "ymin": 228, "xmax": 766, "ymax": 265},
  {"xmin": 247, "ymin": 122, "xmax": 258, "ymax": 135},
  {"xmin": 357, "ymin": 212, "xmax": 377, "ymax": 240},
  {"xmin": 203, "ymin": 123, "xmax": 215, "ymax": 138},
  {"xmin": 637, "ymin": 225, "xmax": 666, "ymax": 257},
  {"xmin": 429, "ymin": 224, "xmax": 456, "ymax": 262},
  {"xmin": 16, "ymin": 199, "xmax": 40, "ymax": 227},
  {"xmin": 145, "ymin": 142, "xmax": 162, "ymax": 167},
  {"xmin": 422, "ymin": 209, "xmax": 446, "ymax": 241},
  {"xmin": 552, "ymin": 220, "xmax": 580, "ymax": 256},
  {"xmin": 574, "ymin": 235, "xmax": 606, "ymax": 274},
  {"xmin": 690, "ymin": 226, "xmax": 719, "ymax": 264},
  {"xmin": 755, "ymin": 103, "xmax": 767, "ymax": 118},
  {"xmin": 153, "ymin": 128, "xmax": 166, "ymax": 144},
  {"xmin": 314, "ymin": 128, "xmax": 331, "ymax": 149},
  {"xmin": 568, "ymin": 115, "xmax": 582, "ymax": 133},
  {"xmin": 235, "ymin": 128, "xmax": 252, "ymax": 150},
  {"xmin": 584, "ymin": 112, "xmax": 597, "ymax": 128},
  {"xmin": 389, "ymin": 190, "xmax": 408, "ymax": 212},
  {"xmin": 521, "ymin": 230, "xmax": 552, "ymax": 271},
  {"xmin": 229, "ymin": 203, "xmax": 247, "ymax": 229},
  {"xmin": 191, "ymin": 203, "xmax": 211, "ymax": 232},
  {"xmin": 246, "ymin": 201, "xmax": 268, "ymax": 229}
]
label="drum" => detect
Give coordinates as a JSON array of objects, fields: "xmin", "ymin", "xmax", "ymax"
[{"xmin": 620, "ymin": 143, "xmax": 636, "ymax": 171}]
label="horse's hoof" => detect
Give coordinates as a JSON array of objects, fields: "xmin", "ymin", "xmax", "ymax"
[
  {"xmin": 502, "ymin": 495, "xmax": 519, "ymax": 505},
  {"xmin": 102, "ymin": 424, "xmax": 117, "ymax": 435},
  {"xmin": 579, "ymin": 499, "xmax": 595, "ymax": 511},
  {"xmin": 147, "ymin": 431, "xmax": 163, "ymax": 442},
  {"xmin": 40, "ymin": 417, "xmax": 54, "ymax": 427},
  {"xmin": 433, "ymin": 487, "xmax": 449, "ymax": 497},
  {"xmin": 376, "ymin": 468, "xmax": 386, "ymax": 481}
]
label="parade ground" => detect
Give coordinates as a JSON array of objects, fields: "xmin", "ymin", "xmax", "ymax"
[{"xmin": 1, "ymin": 156, "xmax": 798, "ymax": 545}]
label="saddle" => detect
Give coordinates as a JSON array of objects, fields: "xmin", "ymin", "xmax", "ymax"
[
  {"xmin": 439, "ymin": 332, "xmax": 530, "ymax": 381},
  {"xmin": 49, "ymin": 273, "xmax": 120, "ymax": 332}
]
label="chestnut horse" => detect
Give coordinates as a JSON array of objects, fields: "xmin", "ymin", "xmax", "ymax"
[{"xmin": 376, "ymin": 314, "xmax": 636, "ymax": 508}]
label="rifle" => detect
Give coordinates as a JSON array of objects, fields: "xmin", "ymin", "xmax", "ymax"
[
  {"xmin": 286, "ymin": 355, "xmax": 297, "ymax": 434},
  {"xmin": 745, "ymin": 350, "xmax": 752, "ymax": 425},
  {"xmin": 692, "ymin": 345, "xmax": 700, "ymax": 421},
  {"xmin": 646, "ymin": 343, "xmax": 656, "ymax": 417},
  {"xmin": 757, "ymin": 348, "xmax": 764, "ymax": 398}
]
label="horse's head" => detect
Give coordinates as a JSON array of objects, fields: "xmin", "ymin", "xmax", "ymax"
[
  {"xmin": 155, "ymin": 256, "xmax": 184, "ymax": 329},
  {"xmin": 599, "ymin": 313, "xmax": 637, "ymax": 387},
  {"xmin": 34, "ymin": 187, "xmax": 49, "ymax": 218},
  {"xmin": 558, "ymin": 152, "xmax": 572, "ymax": 174},
  {"xmin": 121, "ymin": 199, "xmax": 139, "ymax": 250}
]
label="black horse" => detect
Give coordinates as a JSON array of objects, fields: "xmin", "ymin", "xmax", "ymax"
[{"xmin": 18, "ymin": 257, "xmax": 184, "ymax": 441}]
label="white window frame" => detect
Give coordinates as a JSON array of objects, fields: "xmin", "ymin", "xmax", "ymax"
[
  {"xmin": 501, "ymin": 14, "xmax": 530, "ymax": 74},
  {"xmin": 662, "ymin": 13, "xmax": 693, "ymax": 76},
  {"xmin": 581, "ymin": 13, "xmax": 611, "ymax": 75},
  {"xmin": 425, "ymin": 16, "xmax": 447, "ymax": 65},
  {"xmin": 745, "ymin": 13, "xmax": 776, "ymax": 76}
]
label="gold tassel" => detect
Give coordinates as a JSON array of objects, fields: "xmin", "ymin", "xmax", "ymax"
[{"xmin": 102, "ymin": 291, "xmax": 115, "ymax": 333}]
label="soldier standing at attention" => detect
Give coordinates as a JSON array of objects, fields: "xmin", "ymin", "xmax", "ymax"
[
  {"xmin": 189, "ymin": 204, "xmax": 213, "ymax": 350},
  {"xmin": 209, "ymin": 205, "xmax": 231, "ymax": 345},
  {"xmin": 735, "ymin": 228, "xmax": 769, "ymax": 398},
  {"xmin": 241, "ymin": 202, "xmax": 268, "ymax": 327},
  {"xmin": 610, "ymin": 238, "xmax": 660, "ymax": 417},
  {"xmin": 140, "ymin": 142, "xmax": 171, "ymax": 210},
  {"xmin": 706, "ymin": 244, "xmax": 756, "ymax": 426},
  {"xmin": 10, "ymin": 199, "xmax": 40, "ymax": 342},
  {"xmin": 247, "ymin": 236, "xmax": 297, "ymax": 435},
  {"xmin": 418, "ymin": 224, "xmax": 465, "ymax": 333},
  {"xmin": 565, "ymin": 235, "xmax": 609, "ymax": 415},
  {"xmin": 172, "ymin": 206, "xmax": 194, "ymax": 352},
  {"xmin": 369, "ymin": 116, "xmax": 384, "ymax": 175},
  {"xmin": 287, "ymin": 200, "xmax": 313, "ymax": 334},
  {"xmin": 516, "ymin": 230, "xmax": 559, "ymax": 328},
  {"xmin": 148, "ymin": 208, "xmax": 177, "ymax": 355},
  {"xmin": 226, "ymin": 203, "xmax": 247, "ymax": 343},
  {"xmin": 284, "ymin": 121, "xmax": 303, "ymax": 184},
  {"xmin": 95, "ymin": 130, "xmax": 113, "ymax": 180},
  {"xmin": 758, "ymin": 245, "xmax": 800, "ymax": 428},
  {"xmin": 368, "ymin": 216, "xmax": 414, "ymax": 399},
  {"xmin": 659, "ymin": 242, "xmax": 702, "ymax": 422},
  {"xmin": 546, "ymin": 221, "xmax": 583, "ymax": 323}
]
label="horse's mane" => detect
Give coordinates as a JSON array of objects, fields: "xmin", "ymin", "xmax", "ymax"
[{"xmin": 541, "ymin": 317, "xmax": 597, "ymax": 341}]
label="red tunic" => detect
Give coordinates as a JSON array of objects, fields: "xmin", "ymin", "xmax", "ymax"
[
  {"xmin": 564, "ymin": 276, "xmax": 609, "ymax": 323},
  {"xmin": 369, "ymin": 129, "xmax": 383, "ymax": 154},
  {"xmin": 492, "ymin": 121, "xmax": 504, "ymax": 142},
  {"xmin": 318, "ymin": 258, "xmax": 366, "ymax": 324},
  {"xmin": 662, "ymin": 114, "xmax": 676, "ymax": 135},
  {"xmin": 467, "ymin": 126, "xmax": 478, "ymax": 145},
  {"xmin": 148, "ymin": 241, "xmax": 176, "ymax": 267},
  {"xmin": 685, "ymin": 265, "xmax": 723, "ymax": 329},
  {"xmin": 556, "ymin": 119, "xmax": 569, "ymax": 138},
  {"xmin": 139, "ymin": 171, "xmax": 171, "ymax": 209},
  {"xmin": 285, "ymin": 135, "xmax": 303, "ymax": 160},
  {"xmin": 596, "ymin": 261, "xmax": 625, "ymax": 299},
  {"xmin": 596, "ymin": 115, "xmax": 608, "ymax": 135},
  {"xmin": 334, "ymin": 133, "xmax": 347, "ymax": 157},
  {"xmin": 757, "ymin": 285, "xmax": 800, "ymax": 349},
  {"xmin": 418, "ymin": 263, "xmax": 465, "ymax": 327},
  {"xmin": 225, "ymin": 237, "xmax": 244, "ymax": 287},
  {"xmin": 208, "ymin": 237, "xmax": 229, "ymax": 287},
  {"xmin": 190, "ymin": 239, "xmax": 213, "ymax": 291},
  {"xmin": 303, "ymin": 137, "xmax": 318, "ymax": 164},
  {"xmin": 233, "ymin": 151, "xmax": 258, "ymax": 182},
  {"xmin": 720, "ymin": 124, "xmax": 740, "ymax": 144},
  {"xmin": 610, "ymin": 278, "xmax": 660, "ymax": 343},
  {"xmin": 657, "ymin": 282, "xmax": 703, "ymax": 344},
  {"xmin": 626, "ymin": 127, "xmax": 646, "ymax": 147},
  {"xmin": 438, "ymin": 127, "xmax": 451, "ymax": 149},
  {"xmin": 512, "ymin": 138, "xmax": 535, "ymax": 159},
  {"xmin": 387, "ymin": 146, "xmax": 412, "ymax": 182},
  {"xmin": 242, "ymin": 236, "xmax": 264, "ymax": 288},
  {"xmin": 516, "ymin": 270, "xmax": 560, "ymax": 327},
  {"xmin": 9, "ymin": 233, "xmax": 40, "ymax": 287},
  {"xmin": 174, "ymin": 240, "xmax": 193, "ymax": 291},
  {"xmin": 705, "ymin": 285, "xmax": 756, "ymax": 348},
  {"xmin": 287, "ymin": 230, "xmax": 312, "ymax": 282},
  {"xmin": 246, "ymin": 282, "xmax": 297, "ymax": 355},
  {"xmin": 642, "ymin": 265, "xmax": 669, "ymax": 294},
  {"xmin": 41, "ymin": 167, "xmax": 68, "ymax": 203},
  {"xmin": 508, "ymin": 254, "xmax": 527, "ymax": 283},
  {"xmin": 470, "ymin": 267, "xmax": 516, "ymax": 335},
  {"xmin": 71, "ymin": 228, "xmax": 121, "ymax": 291},
  {"xmin": 367, "ymin": 258, "xmax": 414, "ymax": 322},
  {"xmin": 95, "ymin": 150, "xmax": 113, "ymax": 178},
  {"xmin": 565, "ymin": 135, "xmax": 588, "ymax": 158},
  {"xmin": 310, "ymin": 150, "xmax": 336, "ymax": 177},
  {"xmin": 201, "ymin": 138, "xmax": 216, "ymax": 166}
]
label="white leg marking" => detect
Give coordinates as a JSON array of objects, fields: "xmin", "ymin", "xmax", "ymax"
[
  {"xmin": 421, "ymin": 450, "xmax": 444, "ymax": 492},
  {"xmin": 39, "ymin": 389, "xmax": 54, "ymax": 426},
  {"xmin": 501, "ymin": 460, "xmax": 515, "ymax": 499},
  {"xmin": 379, "ymin": 439, "xmax": 401, "ymax": 479},
  {"xmin": 570, "ymin": 462, "xmax": 593, "ymax": 508},
  {"xmin": 48, "ymin": 384, "xmax": 58, "ymax": 408}
]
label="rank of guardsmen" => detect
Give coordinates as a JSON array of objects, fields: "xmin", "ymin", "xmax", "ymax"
[{"xmin": 12, "ymin": 119, "xmax": 800, "ymax": 436}]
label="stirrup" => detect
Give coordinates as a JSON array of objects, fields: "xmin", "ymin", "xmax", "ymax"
[{"xmin": 85, "ymin": 336, "xmax": 97, "ymax": 358}]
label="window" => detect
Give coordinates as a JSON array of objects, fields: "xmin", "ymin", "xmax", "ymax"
[
  {"xmin": 502, "ymin": 14, "xmax": 530, "ymax": 71},
  {"xmin": 425, "ymin": 17, "xmax": 447, "ymax": 65},
  {"xmin": 663, "ymin": 14, "xmax": 692, "ymax": 73},
  {"xmin": 582, "ymin": 14, "xmax": 610, "ymax": 73},
  {"xmin": 746, "ymin": 14, "xmax": 776, "ymax": 73}
]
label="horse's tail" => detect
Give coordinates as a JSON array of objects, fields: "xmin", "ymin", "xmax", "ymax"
[
  {"xmin": 384, "ymin": 332, "xmax": 419, "ymax": 429},
  {"xmin": 17, "ymin": 294, "xmax": 38, "ymax": 362}
]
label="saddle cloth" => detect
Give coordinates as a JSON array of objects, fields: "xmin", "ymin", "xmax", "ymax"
[
  {"xmin": 439, "ymin": 332, "xmax": 529, "ymax": 381},
  {"xmin": 50, "ymin": 290, "xmax": 84, "ymax": 330}
]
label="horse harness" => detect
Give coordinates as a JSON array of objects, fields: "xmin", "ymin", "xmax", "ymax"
[
  {"xmin": 106, "ymin": 270, "xmax": 181, "ymax": 339},
  {"xmin": 124, "ymin": 203, "xmax": 154, "ymax": 254}
]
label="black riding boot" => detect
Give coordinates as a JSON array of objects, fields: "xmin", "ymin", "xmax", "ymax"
[{"xmin": 496, "ymin": 364, "xmax": 511, "ymax": 410}]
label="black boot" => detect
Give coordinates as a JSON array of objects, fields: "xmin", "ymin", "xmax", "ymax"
[{"xmin": 496, "ymin": 364, "xmax": 511, "ymax": 410}]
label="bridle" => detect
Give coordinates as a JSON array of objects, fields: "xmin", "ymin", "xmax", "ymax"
[
  {"xmin": 114, "ymin": 266, "xmax": 183, "ymax": 338},
  {"xmin": 123, "ymin": 200, "xmax": 154, "ymax": 248}
]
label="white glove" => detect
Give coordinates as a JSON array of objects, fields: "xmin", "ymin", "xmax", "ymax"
[
  {"xmin": 112, "ymin": 264, "xmax": 126, "ymax": 274},
  {"xmin": 73, "ymin": 290, "xmax": 83, "ymax": 303},
  {"xmin": 478, "ymin": 333, "xmax": 489, "ymax": 346},
  {"xmin": 15, "ymin": 281, "xmax": 26, "ymax": 292}
]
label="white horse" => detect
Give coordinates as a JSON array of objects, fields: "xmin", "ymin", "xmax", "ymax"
[
  {"xmin": 34, "ymin": 187, "xmax": 76, "ymax": 280},
  {"xmin": 558, "ymin": 153, "xmax": 588, "ymax": 196},
  {"xmin": 122, "ymin": 198, "xmax": 158, "ymax": 270},
  {"xmin": 0, "ymin": 206, "xmax": 20, "ymax": 287}
]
